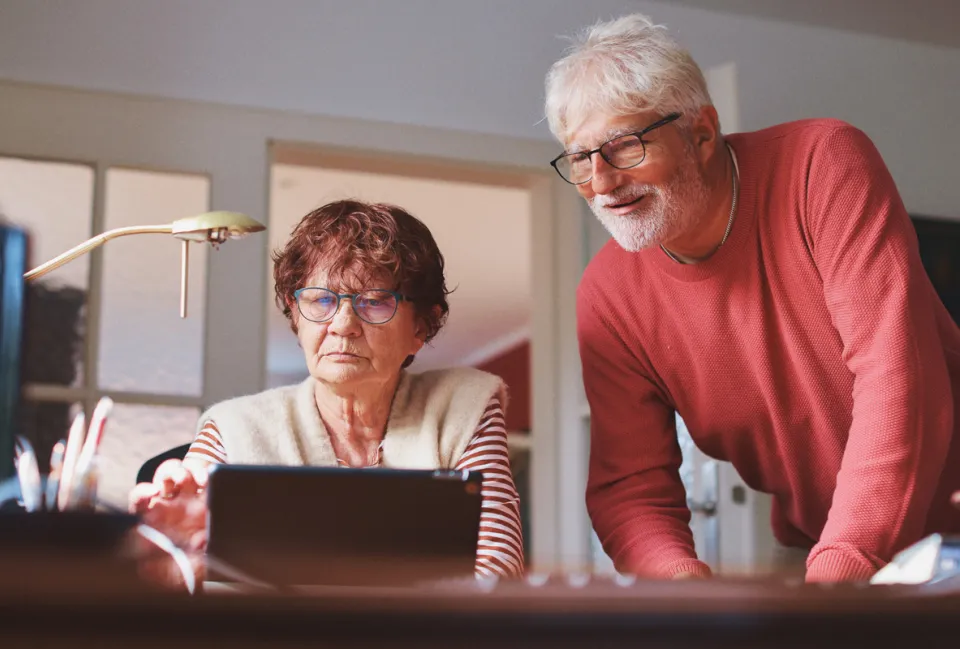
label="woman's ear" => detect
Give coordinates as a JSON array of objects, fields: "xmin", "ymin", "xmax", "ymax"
[
  {"xmin": 414, "ymin": 306, "xmax": 442, "ymax": 343},
  {"xmin": 412, "ymin": 322, "xmax": 427, "ymax": 351},
  {"xmin": 407, "ymin": 327, "xmax": 426, "ymax": 364},
  {"xmin": 410, "ymin": 308, "xmax": 439, "ymax": 358}
]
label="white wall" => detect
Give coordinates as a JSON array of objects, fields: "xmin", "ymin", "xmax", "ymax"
[
  {"xmin": 710, "ymin": 20, "xmax": 960, "ymax": 220},
  {"xmin": 663, "ymin": 0, "xmax": 960, "ymax": 49},
  {"xmin": 0, "ymin": 0, "xmax": 642, "ymax": 141},
  {"xmin": 1, "ymin": 0, "xmax": 957, "ymax": 218}
]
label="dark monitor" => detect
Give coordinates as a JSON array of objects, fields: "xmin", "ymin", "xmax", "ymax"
[
  {"xmin": 912, "ymin": 215, "xmax": 960, "ymax": 325},
  {"xmin": 0, "ymin": 223, "xmax": 26, "ymax": 482}
]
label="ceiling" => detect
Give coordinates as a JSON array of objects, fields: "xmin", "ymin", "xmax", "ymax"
[
  {"xmin": 654, "ymin": 0, "xmax": 960, "ymax": 49},
  {"xmin": 0, "ymin": 0, "xmax": 956, "ymax": 146}
]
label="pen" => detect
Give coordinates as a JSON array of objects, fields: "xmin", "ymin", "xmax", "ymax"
[
  {"xmin": 14, "ymin": 436, "xmax": 41, "ymax": 512},
  {"xmin": 76, "ymin": 398, "xmax": 113, "ymax": 471},
  {"xmin": 46, "ymin": 440, "xmax": 66, "ymax": 511},
  {"xmin": 58, "ymin": 412, "xmax": 86, "ymax": 511},
  {"xmin": 71, "ymin": 397, "xmax": 113, "ymax": 509}
]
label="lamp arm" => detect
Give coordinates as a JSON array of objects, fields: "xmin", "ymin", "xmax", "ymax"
[{"xmin": 23, "ymin": 224, "xmax": 174, "ymax": 281}]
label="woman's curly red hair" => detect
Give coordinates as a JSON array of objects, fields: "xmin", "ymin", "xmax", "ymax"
[{"xmin": 273, "ymin": 200, "xmax": 450, "ymax": 344}]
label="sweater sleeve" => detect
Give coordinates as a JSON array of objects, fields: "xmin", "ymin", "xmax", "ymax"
[
  {"xmin": 803, "ymin": 124, "xmax": 954, "ymax": 582},
  {"xmin": 184, "ymin": 420, "xmax": 228, "ymax": 465},
  {"xmin": 579, "ymin": 291, "xmax": 711, "ymax": 579},
  {"xmin": 454, "ymin": 396, "xmax": 525, "ymax": 578}
]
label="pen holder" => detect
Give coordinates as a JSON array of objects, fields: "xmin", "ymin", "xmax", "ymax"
[
  {"xmin": 1, "ymin": 463, "xmax": 99, "ymax": 513},
  {"xmin": 0, "ymin": 505, "xmax": 145, "ymax": 595}
]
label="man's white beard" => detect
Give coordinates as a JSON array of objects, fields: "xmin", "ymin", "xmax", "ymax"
[{"xmin": 589, "ymin": 157, "xmax": 711, "ymax": 253}]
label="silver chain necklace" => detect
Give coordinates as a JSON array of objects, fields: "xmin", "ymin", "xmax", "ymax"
[{"xmin": 661, "ymin": 143, "xmax": 739, "ymax": 264}]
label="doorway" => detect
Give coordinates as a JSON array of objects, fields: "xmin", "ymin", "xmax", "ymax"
[{"xmin": 266, "ymin": 143, "xmax": 535, "ymax": 559}]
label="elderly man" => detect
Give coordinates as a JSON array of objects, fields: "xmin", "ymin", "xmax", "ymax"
[{"xmin": 544, "ymin": 13, "xmax": 960, "ymax": 582}]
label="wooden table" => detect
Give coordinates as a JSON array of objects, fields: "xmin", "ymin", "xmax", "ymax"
[{"xmin": 1, "ymin": 573, "xmax": 958, "ymax": 648}]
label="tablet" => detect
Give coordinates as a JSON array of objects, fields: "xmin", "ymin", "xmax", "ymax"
[{"xmin": 205, "ymin": 464, "xmax": 483, "ymax": 588}]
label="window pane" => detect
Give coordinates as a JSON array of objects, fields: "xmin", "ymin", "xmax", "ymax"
[
  {"xmin": 676, "ymin": 415, "xmax": 696, "ymax": 497},
  {"xmin": 0, "ymin": 157, "xmax": 93, "ymax": 387},
  {"xmin": 94, "ymin": 403, "xmax": 200, "ymax": 510},
  {"xmin": 98, "ymin": 168, "xmax": 209, "ymax": 395}
]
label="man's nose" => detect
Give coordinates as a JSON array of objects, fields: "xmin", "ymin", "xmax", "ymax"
[{"xmin": 588, "ymin": 153, "xmax": 621, "ymax": 195}]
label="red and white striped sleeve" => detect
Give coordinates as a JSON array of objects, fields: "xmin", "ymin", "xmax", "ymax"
[
  {"xmin": 184, "ymin": 420, "xmax": 228, "ymax": 465},
  {"xmin": 455, "ymin": 396, "xmax": 526, "ymax": 579}
]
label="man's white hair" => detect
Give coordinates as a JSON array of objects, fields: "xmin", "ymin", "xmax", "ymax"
[{"xmin": 544, "ymin": 14, "xmax": 713, "ymax": 142}]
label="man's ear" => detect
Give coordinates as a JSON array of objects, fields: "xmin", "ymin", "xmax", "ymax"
[{"xmin": 691, "ymin": 105, "xmax": 721, "ymax": 161}]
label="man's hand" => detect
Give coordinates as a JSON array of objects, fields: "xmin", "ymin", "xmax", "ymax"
[{"xmin": 672, "ymin": 571, "xmax": 707, "ymax": 580}]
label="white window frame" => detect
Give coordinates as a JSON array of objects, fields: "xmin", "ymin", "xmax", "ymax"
[{"xmin": 9, "ymin": 156, "xmax": 214, "ymax": 417}]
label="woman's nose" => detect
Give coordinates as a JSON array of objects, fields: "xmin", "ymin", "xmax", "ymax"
[{"xmin": 328, "ymin": 298, "xmax": 362, "ymax": 335}]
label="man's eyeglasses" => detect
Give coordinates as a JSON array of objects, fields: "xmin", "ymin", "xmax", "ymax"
[
  {"xmin": 293, "ymin": 288, "xmax": 409, "ymax": 325},
  {"xmin": 549, "ymin": 112, "xmax": 682, "ymax": 185}
]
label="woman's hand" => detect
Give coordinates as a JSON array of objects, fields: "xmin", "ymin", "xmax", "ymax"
[{"xmin": 129, "ymin": 459, "xmax": 210, "ymax": 589}]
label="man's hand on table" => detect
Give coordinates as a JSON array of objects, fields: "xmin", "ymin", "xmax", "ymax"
[{"xmin": 672, "ymin": 571, "xmax": 708, "ymax": 580}]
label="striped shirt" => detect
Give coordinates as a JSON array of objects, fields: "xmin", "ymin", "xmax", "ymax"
[{"xmin": 186, "ymin": 395, "xmax": 524, "ymax": 578}]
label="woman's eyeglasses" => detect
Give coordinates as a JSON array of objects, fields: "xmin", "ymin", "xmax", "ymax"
[{"xmin": 293, "ymin": 288, "xmax": 409, "ymax": 325}]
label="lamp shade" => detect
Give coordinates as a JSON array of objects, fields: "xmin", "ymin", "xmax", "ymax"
[{"xmin": 171, "ymin": 211, "xmax": 265, "ymax": 242}]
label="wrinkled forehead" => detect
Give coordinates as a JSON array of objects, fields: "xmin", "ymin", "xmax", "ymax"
[
  {"xmin": 563, "ymin": 108, "xmax": 663, "ymax": 153},
  {"xmin": 303, "ymin": 262, "xmax": 396, "ymax": 293}
]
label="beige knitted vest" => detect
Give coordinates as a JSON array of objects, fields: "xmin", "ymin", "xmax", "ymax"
[{"xmin": 197, "ymin": 367, "xmax": 506, "ymax": 469}]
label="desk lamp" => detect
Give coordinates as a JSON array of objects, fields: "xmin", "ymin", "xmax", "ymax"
[{"xmin": 23, "ymin": 211, "xmax": 265, "ymax": 317}]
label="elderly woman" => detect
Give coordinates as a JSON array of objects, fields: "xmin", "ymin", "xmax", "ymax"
[{"xmin": 131, "ymin": 199, "xmax": 524, "ymax": 581}]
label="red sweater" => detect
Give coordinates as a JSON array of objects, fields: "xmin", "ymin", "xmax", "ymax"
[{"xmin": 578, "ymin": 119, "xmax": 960, "ymax": 583}]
